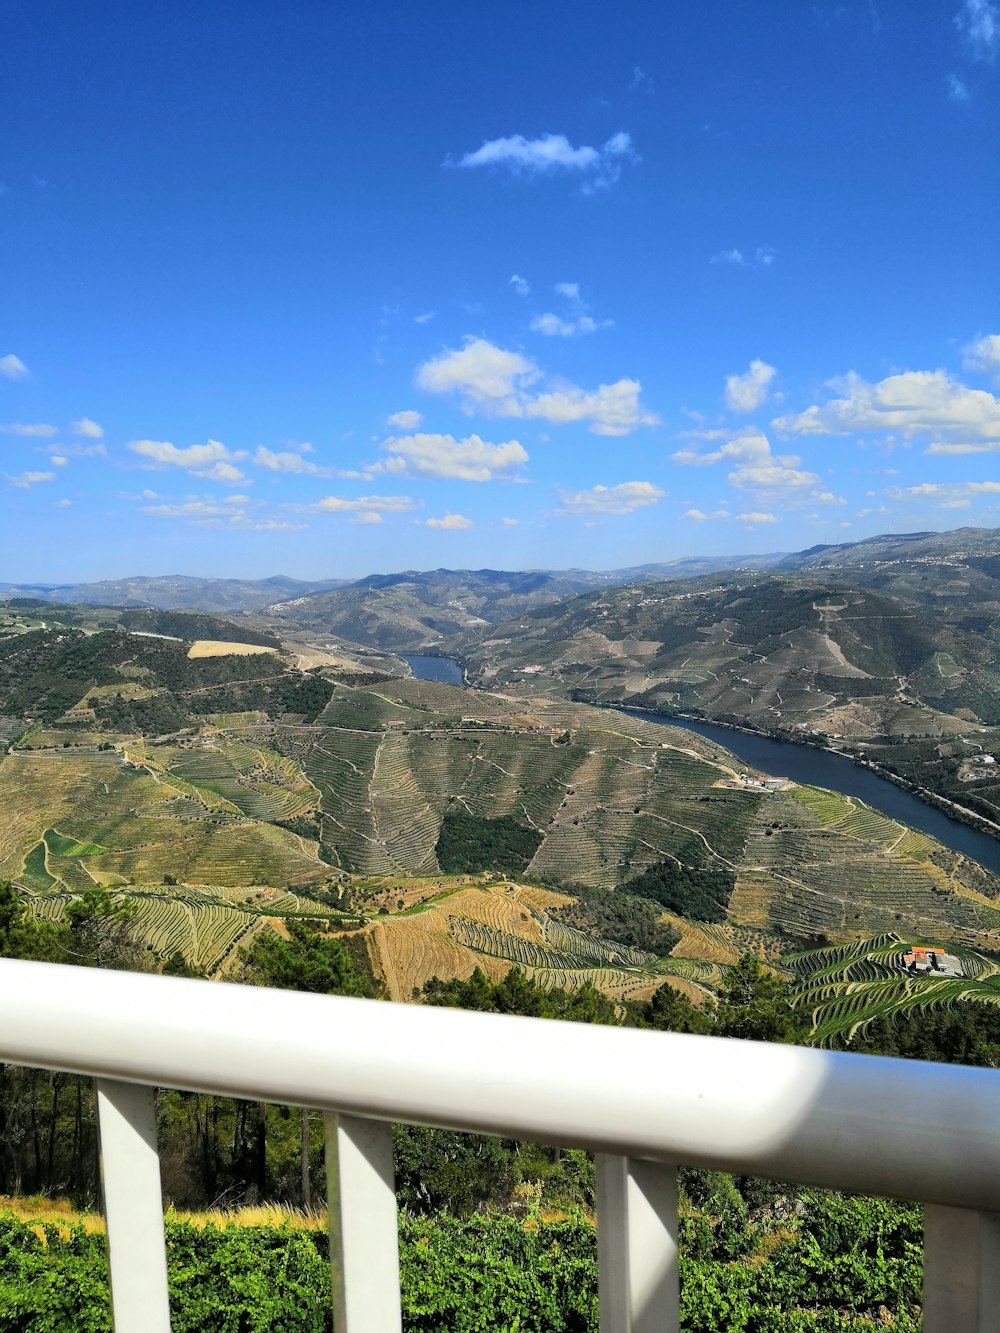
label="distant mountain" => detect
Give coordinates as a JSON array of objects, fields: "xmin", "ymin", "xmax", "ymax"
[
  {"xmin": 261, "ymin": 557, "xmax": 791, "ymax": 650},
  {"xmin": 776, "ymin": 526, "xmax": 1000, "ymax": 571},
  {"xmin": 0, "ymin": 574, "xmax": 349, "ymax": 613},
  {"xmin": 263, "ymin": 568, "xmax": 607, "ymax": 650}
]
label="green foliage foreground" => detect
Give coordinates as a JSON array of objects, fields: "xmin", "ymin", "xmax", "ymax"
[{"xmin": 0, "ymin": 1192, "xmax": 922, "ymax": 1332}]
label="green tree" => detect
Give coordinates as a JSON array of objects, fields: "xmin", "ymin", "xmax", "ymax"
[
  {"xmin": 239, "ymin": 920, "xmax": 371, "ymax": 998},
  {"xmin": 715, "ymin": 953, "xmax": 807, "ymax": 1044}
]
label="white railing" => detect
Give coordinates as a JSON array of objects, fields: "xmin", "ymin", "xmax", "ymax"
[{"xmin": 3, "ymin": 958, "xmax": 1000, "ymax": 1332}]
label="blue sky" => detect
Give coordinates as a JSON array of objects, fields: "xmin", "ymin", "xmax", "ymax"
[{"xmin": 2, "ymin": 0, "xmax": 999, "ymax": 581}]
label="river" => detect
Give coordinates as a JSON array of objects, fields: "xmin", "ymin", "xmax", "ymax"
[
  {"xmin": 400, "ymin": 654, "xmax": 465, "ymax": 685},
  {"xmin": 403, "ymin": 654, "xmax": 1000, "ymax": 876}
]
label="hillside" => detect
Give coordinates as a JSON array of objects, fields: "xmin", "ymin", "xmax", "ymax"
[{"xmin": 4, "ymin": 608, "xmax": 1000, "ymax": 1001}]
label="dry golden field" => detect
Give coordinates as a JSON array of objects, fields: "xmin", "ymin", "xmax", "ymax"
[{"xmin": 186, "ymin": 641, "xmax": 278, "ymax": 659}]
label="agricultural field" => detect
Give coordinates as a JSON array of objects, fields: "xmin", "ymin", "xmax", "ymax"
[
  {"xmin": 358, "ymin": 879, "xmax": 687, "ymax": 1003},
  {"xmin": 187, "ymin": 641, "xmax": 278, "ymax": 659},
  {"xmin": 786, "ymin": 933, "xmax": 1000, "ymax": 1042},
  {"xmin": 6, "ymin": 648, "xmax": 1000, "ymax": 1005}
]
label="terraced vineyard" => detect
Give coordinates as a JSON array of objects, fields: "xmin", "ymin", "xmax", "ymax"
[
  {"xmin": 7, "ymin": 665, "xmax": 1000, "ymax": 1000},
  {"xmin": 786, "ymin": 933, "xmax": 1000, "ymax": 1041}
]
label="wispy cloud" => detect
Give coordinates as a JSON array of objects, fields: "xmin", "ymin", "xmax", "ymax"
[
  {"xmin": 509, "ymin": 274, "xmax": 530, "ymax": 296},
  {"xmin": 253, "ymin": 446, "xmax": 336, "ymax": 477},
  {"xmin": 304, "ymin": 494, "xmax": 419, "ymax": 516},
  {"xmin": 387, "ymin": 409, "xmax": 423, "ymax": 430},
  {"xmin": 887, "ymin": 480, "xmax": 1000, "ymax": 509},
  {"xmin": 530, "ymin": 312, "xmax": 609, "ymax": 337},
  {"xmin": 502, "ymin": 516, "xmax": 519, "ymax": 526},
  {"xmin": 738, "ymin": 511, "xmax": 778, "ymax": 524},
  {"xmin": 556, "ymin": 480, "xmax": 664, "ymax": 515},
  {"xmin": 416, "ymin": 336, "xmax": 657, "ymax": 436},
  {"xmin": 956, "ymin": 0, "xmax": 999, "ymax": 61},
  {"xmin": 129, "ymin": 438, "xmax": 248, "ymax": 483},
  {"xmin": 724, "ymin": 359, "xmax": 777, "ymax": 412},
  {"xmin": 7, "ymin": 470, "xmax": 55, "ymax": 489},
  {"xmin": 0, "ymin": 355, "xmax": 29, "ymax": 381},
  {"xmin": 948, "ymin": 72, "xmax": 971, "ymax": 100},
  {"xmin": 450, "ymin": 131, "xmax": 637, "ymax": 190},
  {"xmin": 423, "ymin": 512, "xmax": 473, "ymax": 530},
  {"xmin": 0, "ymin": 422, "xmax": 58, "ymax": 438},
  {"xmin": 139, "ymin": 493, "xmax": 304, "ymax": 531},
  {"xmin": 71, "ymin": 417, "xmax": 104, "ymax": 439},
  {"xmin": 374, "ymin": 432, "xmax": 528, "ymax": 482},
  {"xmin": 414, "ymin": 311, "xmax": 436, "ymax": 324},
  {"xmin": 710, "ymin": 246, "xmax": 776, "ymax": 269},
  {"xmin": 681, "ymin": 508, "xmax": 730, "ymax": 521}
]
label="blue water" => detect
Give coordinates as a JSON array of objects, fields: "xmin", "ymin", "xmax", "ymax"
[
  {"xmin": 405, "ymin": 653, "xmax": 1000, "ymax": 875},
  {"xmin": 629, "ymin": 712, "xmax": 1000, "ymax": 877},
  {"xmin": 401, "ymin": 654, "xmax": 464, "ymax": 686}
]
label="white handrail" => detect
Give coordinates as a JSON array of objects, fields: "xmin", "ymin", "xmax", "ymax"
[{"xmin": 2, "ymin": 958, "xmax": 1000, "ymax": 1211}]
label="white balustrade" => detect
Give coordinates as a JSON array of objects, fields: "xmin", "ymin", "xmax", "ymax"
[{"xmin": 2, "ymin": 959, "xmax": 1000, "ymax": 1331}]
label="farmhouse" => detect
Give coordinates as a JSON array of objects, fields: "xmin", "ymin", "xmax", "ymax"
[
  {"xmin": 738, "ymin": 773, "xmax": 791, "ymax": 791},
  {"xmin": 898, "ymin": 946, "xmax": 961, "ymax": 977}
]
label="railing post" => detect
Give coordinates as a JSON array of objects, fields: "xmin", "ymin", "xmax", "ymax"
[
  {"xmin": 924, "ymin": 1205, "xmax": 1000, "ymax": 1332},
  {"xmin": 597, "ymin": 1154, "xmax": 679, "ymax": 1333},
  {"xmin": 325, "ymin": 1112, "xmax": 402, "ymax": 1333},
  {"xmin": 95, "ymin": 1080, "xmax": 171, "ymax": 1333}
]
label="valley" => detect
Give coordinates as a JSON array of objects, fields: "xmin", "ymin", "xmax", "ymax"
[{"xmin": 7, "ymin": 525, "xmax": 1000, "ymax": 1043}]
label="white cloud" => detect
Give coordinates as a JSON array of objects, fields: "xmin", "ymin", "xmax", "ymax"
[
  {"xmin": 502, "ymin": 516, "xmax": 519, "ymax": 526},
  {"xmin": 887, "ymin": 480, "xmax": 1000, "ymax": 505},
  {"xmin": 56, "ymin": 498, "xmax": 71, "ymax": 508},
  {"xmin": 556, "ymin": 481, "xmax": 665, "ymax": 515},
  {"xmin": 555, "ymin": 282, "xmax": 580, "ymax": 300},
  {"xmin": 738, "ymin": 511, "xmax": 778, "ymax": 524},
  {"xmin": 510, "ymin": 274, "xmax": 530, "ymax": 296},
  {"xmin": 673, "ymin": 430, "xmax": 841, "ymax": 504},
  {"xmin": 71, "ymin": 417, "xmax": 104, "ymax": 439},
  {"xmin": 0, "ymin": 355, "xmax": 29, "ymax": 380},
  {"xmin": 47, "ymin": 441, "xmax": 106, "ymax": 459},
  {"xmin": 417, "ymin": 338, "xmax": 536, "ymax": 407},
  {"xmin": 530, "ymin": 312, "xmax": 609, "ymax": 337},
  {"xmin": 533, "ymin": 310, "xmax": 602, "ymax": 335},
  {"xmin": 312, "ymin": 494, "xmax": 418, "ymax": 515},
  {"xmin": 416, "ymin": 337, "xmax": 656, "ymax": 436},
  {"xmin": 414, "ymin": 312, "xmax": 436, "ymax": 324},
  {"xmin": 142, "ymin": 500, "xmax": 232, "ymax": 519},
  {"xmin": 352, "ymin": 511, "xmax": 384, "ymax": 525},
  {"xmin": 138, "ymin": 495, "xmax": 303, "ymax": 532},
  {"xmin": 681, "ymin": 508, "xmax": 730, "ymax": 521},
  {"xmin": 451, "ymin": 132, "xmax": 636, "ymax": 189},
  {"xmin": 50, "ymin": 455, "xmax": 68, "ymax": 467},
  {"xmin": 376, "ymin": 432, "xmax": 528, "ymax": 482},
  {"xmin": 7, "ymin": 471, "xmax": 55, "ymax": 488},
  {"xmin": 129, "ymin": 438, "xmax": 248, "ymax": 482},
  {"xmin": 0, "ymin": 422, "xmax": 58, "ymax": 437},
  {"xmin": 254, "ymin": 446, "xmax": 336, "ymax": 477},
  {"xmin": 387, "ymin": 409, "xmax": 423, "ymax": 430},
  {"xmin": 772, "ymin": 369, "xmax": 1000, "ymax": 444},
  {"xmin": 724, "ymin": 359, "xmax": 777, "ymax": 412},
  {"xmin": 424, "ymin": 512, "xmax": 473, "ymax": 530},
  {"xmin": 964, "ymin": 333, "xmax": 1000, "ymax": 383},
  {"xmin": 949, "ymin": 72, "xmax": 971, "ymax": 100},
  {"xmin": 710, "ymin": 247, "xmax": 776, "ymax": 269},
  {"xmin": 956, "ymin": 0, "xmax": 999, "ymax": 60}
]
